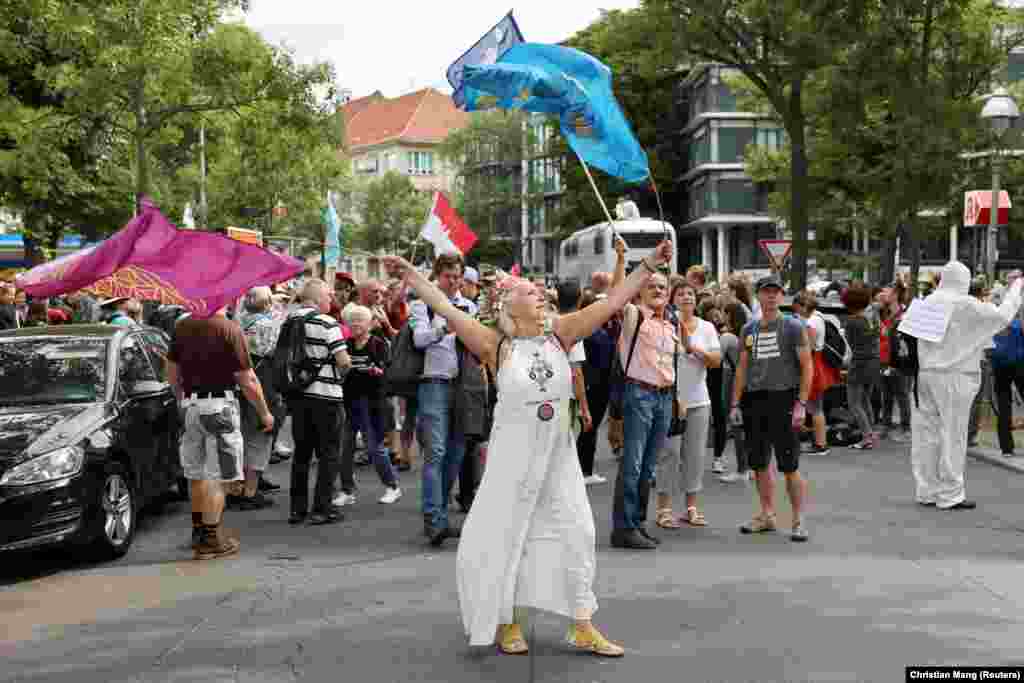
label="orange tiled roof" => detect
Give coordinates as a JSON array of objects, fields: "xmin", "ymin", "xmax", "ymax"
[{"xmin": 341, "ymin": 88, "xmax": 468, "ymax": 150}]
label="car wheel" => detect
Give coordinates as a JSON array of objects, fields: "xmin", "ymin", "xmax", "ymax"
[{"xmin": 90, "ymin": 468, "xmax": 135, "ymax": 560}]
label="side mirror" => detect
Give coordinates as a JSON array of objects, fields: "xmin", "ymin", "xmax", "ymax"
[{"xmin": 125, "ymin": 380, "xmax": 170, "ymax": 399}]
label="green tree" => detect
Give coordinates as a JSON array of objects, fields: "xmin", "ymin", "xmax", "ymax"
[
  {"xmin": 0, "ymin": 0, "xmax": 333, "ymax": 255},
  {"xmin": 354, "ymin": 172, "xmax": 430, "ymax": 259},
  {"xmin": 648, "ymin": 0, "xmax": 872, "ymax": 289}
]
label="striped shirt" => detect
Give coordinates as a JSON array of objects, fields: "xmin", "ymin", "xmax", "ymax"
[{"xmin": 290, "ymin": 306, "xmax": 346, "ymax": 402}]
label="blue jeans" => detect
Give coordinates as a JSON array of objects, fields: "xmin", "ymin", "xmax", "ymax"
[
  {"xmin": 417, "ymin": 381, "xmax": 466, "ymax": 529},
  {"xmin": 613, "ymin": 383, "xmax": 672, "ymax": 530},
  {"xmin": 347, "ymin": 396, "xmax": 397, "ymax": 489}
]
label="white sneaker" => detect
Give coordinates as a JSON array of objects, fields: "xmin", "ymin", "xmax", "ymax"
[
  {"xmin": 711, "ymin": 457, "xmax": 726, "ymax": 474},
  {"xmin": 718, "ymin": 471, "xmax": 747, "ymax": 483},
  {"xmin": 333, "ymin": 492, "xmax": 357, "ymax": 507},
  {"xmin": 583, "ymin": 474, "xmax": 607, "ymax": 486},
  {"xmin": 379, "ymin": 487, "xmax": 402, "ymax": 504}
]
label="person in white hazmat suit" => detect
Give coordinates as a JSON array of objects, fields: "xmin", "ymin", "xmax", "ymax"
[{"xmin": 903, "ymin": 262, "xmax": 1022, "ymax": 509}]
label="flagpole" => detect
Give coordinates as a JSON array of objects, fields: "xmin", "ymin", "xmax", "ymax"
[
  {"xmin": 574, "ymin": 149, "xmax": 618, "ymax": 240},
  {"xmin": 410, "ymin": 191, "xmax": 439, "ymax": 266},
  {"xmin": 649, "ymin": 174, "xmax": 671, "ymax": 242}
]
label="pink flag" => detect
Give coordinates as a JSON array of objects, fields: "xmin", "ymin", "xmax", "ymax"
[
  {"xmin": 420, "ymin": 192, "xmax": 478, "ymax": 255},
  {"xmin": 16, "ymin": 199, "xmax": 303, "ymax": 319}
]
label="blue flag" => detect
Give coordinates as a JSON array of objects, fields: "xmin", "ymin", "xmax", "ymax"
[
  {"xmin": 446, "ymin": 11, "xmax": 525, "ymax": 109},
  {"xmin": 321, "ymin": 191, "xmax": 341, "ymax": 265},
  {"xmin": 461, "ymin": 43, "xmax": 650, "ymax": 184}
]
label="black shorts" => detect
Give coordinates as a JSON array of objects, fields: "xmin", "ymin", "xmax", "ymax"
[{"xmin": 742, "ymin": 389, "xmax": 801, "ymax": 474}]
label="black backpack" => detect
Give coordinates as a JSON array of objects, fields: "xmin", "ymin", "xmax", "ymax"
[
  {"xmin": 890, "ymin": 329, "xmax": 919, "ymax": 377},
  {"xmin": 272, "ymin": 310, "xmax": 322, "ymax": 398},
  {"xmin": 383, "ymin": 308, "xmax": 434, "ymax": 399},
  {"xmin": 821, "ymin": 314, "xmax": 850, "ymax": 369}
]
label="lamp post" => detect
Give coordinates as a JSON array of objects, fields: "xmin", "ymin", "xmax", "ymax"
[{"xmin": 980, "ymin": 86, "xmax": 1020, "ymax": 282}]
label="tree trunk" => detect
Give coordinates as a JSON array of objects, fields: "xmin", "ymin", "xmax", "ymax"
[
  {"xmin": 787, "ymin": 75, "xmax": 810, "ymax": 291},
  {"xmin": 133, "ymin": 77, "xmax": 149, "ymax": 207},
  {"xmin": 907, "ymin": 212, "xmax": 922, "ymax": 298}
]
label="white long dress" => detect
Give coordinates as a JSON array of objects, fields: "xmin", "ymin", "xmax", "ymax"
[{"xmin": 457, "ymin": 335, "xmax": 598, "ymax": 646}]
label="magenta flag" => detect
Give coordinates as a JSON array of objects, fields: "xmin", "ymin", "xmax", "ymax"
[{"xmin": 16, "ymin": 200, "xmax": 304, "ymax": 318}]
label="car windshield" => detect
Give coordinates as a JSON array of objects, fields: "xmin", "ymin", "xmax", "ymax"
[{"xmin": 0, "ymin": 338, "xmax": 108, "ymax": 405}]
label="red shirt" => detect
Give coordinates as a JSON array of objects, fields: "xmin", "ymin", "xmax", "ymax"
[{"xmin": 879, "ymin": 308, "xmax": 902, "ymax": 365}]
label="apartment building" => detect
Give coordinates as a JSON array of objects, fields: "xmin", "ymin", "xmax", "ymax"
[{"xmin": 677, "ymin": 64, "xmax": 784, "ymax": 281}]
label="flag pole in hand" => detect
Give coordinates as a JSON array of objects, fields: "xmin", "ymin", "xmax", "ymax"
[{"xmin": 574, "ymin": 148, "xmax": 619, "ymax": 240}]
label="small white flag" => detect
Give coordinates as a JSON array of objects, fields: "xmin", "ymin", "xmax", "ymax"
[{"xmin": 182, "ymin": 203, "xmax": 195, "ymax": 229}]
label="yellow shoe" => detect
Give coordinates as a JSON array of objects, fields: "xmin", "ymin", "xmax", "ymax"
[
  {"xmin": 566, "ymin": 623, "xmax": 625, "ymax": 657},
  {"xmin": 498, "ymin": 623, "xmax": 529, "ymax": 655}
]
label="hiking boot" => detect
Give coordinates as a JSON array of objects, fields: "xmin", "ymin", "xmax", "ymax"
[
  {"xmin": 740, "ymin": 513, "xmax": 777, "ymax": 534},
  {"xmin": 610, "ymin": 529, "xmax": 657, "ymax": 550},
  {"xmin": 258, "ymin": 476, "xmax": 281, "ymax": 493},
  {"xmin": 639, "ymin": 528, "xmax": 661, "ymax": 545},
  {"xmin": 194, "ymin": 525, "xmax": 240, "ymax": 560}
]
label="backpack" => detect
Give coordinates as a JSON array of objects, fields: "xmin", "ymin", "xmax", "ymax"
[
  {"xmin": 820, "ymin": 313, "xmax": 850, "ymax": 369},
  {"xmin": 272, "ymin": 310, "xmax": 322, "ymax": 398},
  {"xmin": 991, "ymin": 320, "xmax": 1024, "ymax": 370},
  {"xmin": 382, "ymin": 308, "xmax": 434, "ymax": 399}
]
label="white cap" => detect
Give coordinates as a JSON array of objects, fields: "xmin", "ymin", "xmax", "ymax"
[{"xmin": 464, "ymin": 267, "xmax": 480, "ymax": 284}]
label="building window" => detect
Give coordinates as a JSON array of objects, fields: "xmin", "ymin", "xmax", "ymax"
[
  {"xmin": 544, "ymin": 197, "xmax": 560, "ymax": 233},
  {"xmin": 716, "ymin": 177, "xmax": 759, "ymax": 213},
  {"xmin": 755, "ymin": 127, "xmax": 784, "ymax": 150},
  {"xmin": 688, "ymin": 176, "xmax": 710, "ymax": 220},
  {"xmin": 594, "ymin": 231, "xmax": 605, "ymax": 255},
  {"xmin": 528, "ymin": 203, "xmax": 543, "ymax": 235},
  {"xmin": 407, "ymin": 151, "xmax": 434, "ymax": 175},
  {"xmin": 543, "ymin": 158, "xmax": 560, "ymax": 193},
  {"xmin": 356, "ymin": 154, "xmax": 379, "ymax": 174},
  {"xmin": 1010, "ymin": 49, "xmax": 1024, "ymax": 83},
  {"xmin": 689, "ymin": 126, "xmax": 710, "ymax": 167},
  {"xmin": 717, "ymin": 126, "xmax": 755, "ymax": 164}
]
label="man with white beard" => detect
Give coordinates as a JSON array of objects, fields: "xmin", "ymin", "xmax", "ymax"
[{"xmin": 903, "ymin": 262, "xmax": 1022, "ymax": 510}]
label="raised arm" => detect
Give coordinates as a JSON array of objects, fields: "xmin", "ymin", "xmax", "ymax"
[
  {"xmin": 610, "ymin": 235, "xmax": 626, "ymax": 288},
  {"xmin": 383, "ymin": 256, "xmax": 500, "ymax": 367},
  {"xmin": 554, "ymin": 240, "xmax": 673, "ymax": 349}
]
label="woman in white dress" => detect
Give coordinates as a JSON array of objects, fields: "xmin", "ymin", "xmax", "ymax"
[{"xmin": 383, "ymin": 241, "xmax": 673, "ymax": 658}]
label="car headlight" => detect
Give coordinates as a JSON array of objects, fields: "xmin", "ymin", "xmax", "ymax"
[{"xmin": 0, "ymin": 446, "xmax": 85, "ymax": 486}]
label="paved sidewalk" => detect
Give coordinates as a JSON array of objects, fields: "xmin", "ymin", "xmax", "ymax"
[{"xmin": 969, "ymin": 445, "xmax": 1024, "ymax": 474}]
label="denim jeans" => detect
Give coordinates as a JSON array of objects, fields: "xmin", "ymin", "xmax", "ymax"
[
  {"xmin": 613, "ymin": 383, "xmax": 672, "ymax": 530},
  {"xmin": 345, "ymin": 396, "xmax": 398, "ymax": 490},
  {"xmin": 417, "ymin": 381, "xmax": 465, "ymax": 529}
]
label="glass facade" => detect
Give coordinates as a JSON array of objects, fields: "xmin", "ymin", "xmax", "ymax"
[
  {"xmin": 688, "ymin": 174, "xmax": 768, "ymax": 220},
  {"xmin": 729, "ymin": 224, "xmax": 777, "ymax": 268}
]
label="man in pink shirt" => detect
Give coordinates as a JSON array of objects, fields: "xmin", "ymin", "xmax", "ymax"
[{"xmin": 611, "ymin": 254, "xmax": 680, "ymax": 551}]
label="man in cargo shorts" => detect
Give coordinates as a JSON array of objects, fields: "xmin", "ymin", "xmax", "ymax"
[{"xmin": 168, "ymin": 305, "xmax": 275, "ymax": 560}]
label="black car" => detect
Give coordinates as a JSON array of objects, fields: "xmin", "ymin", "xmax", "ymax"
[{"xmin": 0, "ymin": 324, "xmax": 183, "ymax": 559}]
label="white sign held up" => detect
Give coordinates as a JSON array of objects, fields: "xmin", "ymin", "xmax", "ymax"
[{"xmin": 898, "ymin": 298, "xmax": 953, "ymax": 344}]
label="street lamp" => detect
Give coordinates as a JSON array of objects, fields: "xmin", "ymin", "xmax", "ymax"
[{"xmin": 980, "ymin": 86, "xmax": 1020, "ymax": 281}]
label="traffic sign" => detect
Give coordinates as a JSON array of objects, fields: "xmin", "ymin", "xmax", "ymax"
[{"xmin": 759, "ymin": 239, "xmax": 792, "ymax": 271}]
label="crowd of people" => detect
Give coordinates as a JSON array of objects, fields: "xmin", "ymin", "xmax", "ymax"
[{"xmin": 3, "ymin": 247, "xmax": 1023, "ymax": 656}]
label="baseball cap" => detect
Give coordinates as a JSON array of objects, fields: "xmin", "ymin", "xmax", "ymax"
[
  {"xmin": 463, "ymin": 266, "xmax": 480, "ymax": 284},
  {"xmin": 755, "ymin": 275, "xmax": 784, "ymax": 292}
]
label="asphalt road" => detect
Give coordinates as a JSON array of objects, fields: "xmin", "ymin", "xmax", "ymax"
[{"xmin": 2, "ymin": 433, "xmax": 1023, "ymax": 683}]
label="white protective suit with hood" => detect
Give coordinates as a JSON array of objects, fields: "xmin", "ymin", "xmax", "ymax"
[{"xmin": 908, "ymin": 261, "xmax": 1023, "ymax": 508}]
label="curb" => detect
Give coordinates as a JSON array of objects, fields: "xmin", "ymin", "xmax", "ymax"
[{"xmin": 968, "ymin": 446, "xmax": 1024, "ymax": 475}]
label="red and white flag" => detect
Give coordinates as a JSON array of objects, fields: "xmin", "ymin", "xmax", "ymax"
[{"xmin": 420, "ymin": 192, "xmax": 478, "ymax": 255}]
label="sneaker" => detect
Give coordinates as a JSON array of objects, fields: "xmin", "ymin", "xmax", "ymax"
[
  {"xmin": 805, "ymin": 444, "xmax": 831, "ymax": 456},
  {"xmin": 333, "ymin": 491, "xmax": 357, "ymax": 507},
  {"xmin": 790, "ymin": 523, "xmax": 809, "ymax": 542},
  {"xmin": 890, "ymin": 430, "xmax": 912, "ymax": 444},
  {"xmin": 1003, "ymin": 451, "xmax": 1016, "ymax": 458},
  {"xmin": 583, "ymin": 474, "xmax": 607, "ymax": 486},
  {"xmin": 309, "ymin": 506, "xmax": 344, "ymax": 525},
  {"xmin": 718, "ymin": 471, "xmax": 748, "ymax": 483},
  {"xmin": 379, "ymin": 487, "xmax": 403, "ymax": 504},
  {"xmin": 740, "ymin": 513, "xmax": 777, "ymax": 534},
  {"xmin": 711, "ymin": 457, "xmax": 725, "ymax": 474}
]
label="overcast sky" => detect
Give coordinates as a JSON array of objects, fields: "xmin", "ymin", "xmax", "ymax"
[{"xmin": 243, "ymin": 1, "xmax": 640, "ymax": 100}]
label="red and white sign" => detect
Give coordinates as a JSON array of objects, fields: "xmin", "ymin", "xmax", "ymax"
[
  {"xmin": 420, "ymin": 192, "xmax": 478, "ymax": 255},
  {"xmin": 963, "ymin": 190, "xmax": 1011, "ymax": 227},
  {"xmin": 759, "ymin": 239, "xmax": 792, "ymax": 271}
]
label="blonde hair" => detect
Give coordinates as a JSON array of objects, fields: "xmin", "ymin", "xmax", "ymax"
[{"xmin": 343, "ymin": 304, "xmax": 373, "ymax": 324}]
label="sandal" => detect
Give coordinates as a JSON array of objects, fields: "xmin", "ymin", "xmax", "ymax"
[
  {"xmin": 498, "ymin": 623, "xmax": 528, "ymax": 655},
  {"xmin": 566, "ymin": 623, "xmax": 625, "ymax": 657},
  {"xmin": 656, "ymin": 507, "xmax": 682, "ymax": 529},
  {"xmin": 681, "ymin": 506, "xmax": 707, "ymax": 527}
]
